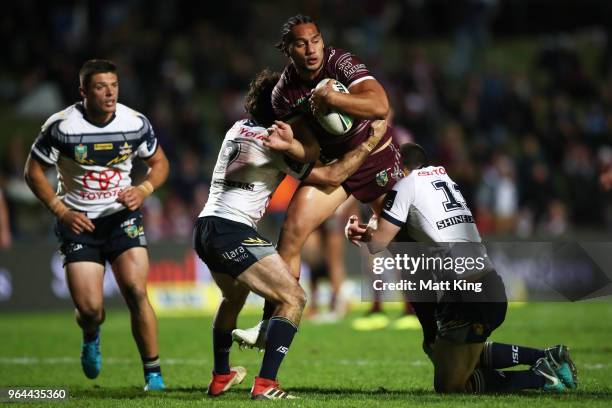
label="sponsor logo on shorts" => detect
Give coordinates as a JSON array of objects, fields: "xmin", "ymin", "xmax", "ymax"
[
  {"xmin": 120, "ymin": 217, "xmax": 137, "ymax": 228},
  {"xmin": 124, "ymin": 224, "xmax": 144, "ymax": 238},
  {"xmin": 122, "ymin": 217, "xmax": 144, "ymax": 238},
  {"xmin": 242, "ymin": 237, "xmax": 272, "ymax": 246},
  {"xmin": 94, "ymin": 143, "xmax": 113, "ymax": 150},
  {"xmin": 222, "ymin": 246, "xmax": 250, "ymax": 263},
  {"xmin": 375, "ymin": 169, "xmax": 389, "ymax": 187},
  {"xmin": 276, "ymin": 346, "xmax": 289, "ymax": 354},
  {"xmin": 65, "ymin": 243, "xmax": 84, "ymax": 254},
  {"xmin": 472, "ymin": 323, "xmax": 484, "ymax": 336}
]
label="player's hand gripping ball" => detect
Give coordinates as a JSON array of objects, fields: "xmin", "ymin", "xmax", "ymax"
[{"xmin": 312, "ymin": 78, "xmax": 353, "ymax": 135}]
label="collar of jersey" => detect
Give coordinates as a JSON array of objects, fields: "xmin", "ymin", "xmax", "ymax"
[{"xmin": 76, "ymin": 102, "xmax": 117, "ymax": 128}]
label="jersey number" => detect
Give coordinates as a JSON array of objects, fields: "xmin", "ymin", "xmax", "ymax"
[{"xmin": 432, "ymin": 180, "xmax": 465, "ymax": 212}]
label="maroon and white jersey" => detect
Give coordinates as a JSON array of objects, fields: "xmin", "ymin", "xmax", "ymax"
[{"xmin": 272, "ymin": 46, "xmax": 391, "ymax": 159}]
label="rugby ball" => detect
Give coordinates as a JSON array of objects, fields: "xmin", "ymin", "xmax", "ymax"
[{"xmin": 314, "ymin": 78, "xmax": 353, "ymax": 135}]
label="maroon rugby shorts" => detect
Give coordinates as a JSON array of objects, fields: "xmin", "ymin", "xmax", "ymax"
[{"xmin": 341, "ymin": 141, "xmax": 403, "ymax": 203}]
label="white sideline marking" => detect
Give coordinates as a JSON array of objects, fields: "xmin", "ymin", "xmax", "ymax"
[
  {"xmin": 0, "ymin": 357, "xmax": 428, "ymax": 366},
  {"xmin": 0, "ymin": 357, "xmax": 209, "ymax": 365},
  {"xmin": 0, "ymin": 357, "xmax": 606, "ymax": 370}
]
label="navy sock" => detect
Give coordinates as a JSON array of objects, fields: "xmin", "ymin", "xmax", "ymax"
[
  {"xmin": 83, "ymin": 327, "xmax": 99, "ymax": 343},
  {"xmin": 504, "ymin": 370, "xmax": 546, "ymax": 390},
  {"xmin": 471, "ymin": 368, "xmax": 545, "ymax": 392},
  {"xmin": 259, "ymin": 316, "xmax": 297, "ymax": 380},
  {"xmin": 262, "ymin": 300, "xmax": 276, "ymax": 321},
  {"xmin": 213, "ymin": 328, "xmax": 233, "ymax": 375},
  {"xmin": 480, "ymin": 342, "xmax": 545, "ymax": 369},
  {"xmin": 142, "ymin": 355, "xmax": 162, "ymax": 378}
]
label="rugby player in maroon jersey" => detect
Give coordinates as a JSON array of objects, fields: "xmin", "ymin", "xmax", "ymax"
[
  {"xmin": 233, "ymin": 14, "xmax": 413, "ymax": 346},
  {"xmin": 272, "ymin": 14, "xmax": 401, "ymax": 279}
]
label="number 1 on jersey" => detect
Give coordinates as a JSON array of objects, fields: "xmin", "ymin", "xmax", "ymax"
[{"xmin": 432, "ymin": 180, "xmax": 466, "ymax": 212}]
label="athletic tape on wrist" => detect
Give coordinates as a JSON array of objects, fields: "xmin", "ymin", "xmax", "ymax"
[{"xmin": 137, "ymin": 181, "xmax": 154, "ymax": 197}]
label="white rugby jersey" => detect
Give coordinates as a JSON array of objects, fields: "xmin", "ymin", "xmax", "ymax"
[
  {"xmin": 381, "ymin": 166, "xmax": 481, "ymax": 242},
  {"xmin": 30, "ymin": 102, "xmax": 158, "ymax": 218},
  {"xmin": 200, "ymin": 119, "xmax": 313, "ymax": 229}
]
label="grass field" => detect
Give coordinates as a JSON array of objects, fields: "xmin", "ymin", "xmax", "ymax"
[{"xmin": 1, "ymin": 302, "xmax": 611, "ymax": 407}]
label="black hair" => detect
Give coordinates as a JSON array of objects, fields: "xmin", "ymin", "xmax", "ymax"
[
  {"xmin": 400, "ymin": 143, "xmax": 429, "ymax": 171},
  {"xmin": 275, "ymin": 14, "xmax": 320, "ymax": 56},
  {"xmin": 244, "ymin": 69, "xmax": 281, "ymax": 127},
  {"xmin": 79, "ymin": 59, "xmax": 117, "ymax": 89}
]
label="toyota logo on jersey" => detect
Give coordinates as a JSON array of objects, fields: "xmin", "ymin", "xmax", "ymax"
[{"xmin": 82, "ymin": 169, "xmax": 123, "ymax": 190}]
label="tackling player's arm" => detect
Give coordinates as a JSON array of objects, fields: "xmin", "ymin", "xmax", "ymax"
[
  {"xmin": 24, "ymin": 155, "xmax": 95, "ymax": 234},
  {"xmin": 117, "ymin": 146, "xmax": 169, "ymax": 211},
  {"xmin": 345, "ymin": 214, "xmax": 400, "ymax": 254},
  {"xmin": 346, "ymin": 179, "xmax": 412, "ymax": 251},
  {"xmin": 305, "ymin": 119, "xmax": 387, "ymax": 187},
  {"xmin": 264, "ymin": 120, "xmax": 320, "ymax": 163},
  {"xmin": 310, "ymin": 79, "xmax": 389, "ymax": 120}
]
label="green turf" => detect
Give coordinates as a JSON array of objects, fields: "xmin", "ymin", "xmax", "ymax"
[{"xmin": 1, "ymin": 302, "xmax": 611, "ymax": 407}]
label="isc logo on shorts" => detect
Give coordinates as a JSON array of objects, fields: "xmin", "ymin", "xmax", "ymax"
[{"xmin": 65, "ymin": 243, "xmax": 84, "ymax": 254}]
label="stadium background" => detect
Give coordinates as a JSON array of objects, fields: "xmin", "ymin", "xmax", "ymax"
[
  {"xmin": 1, "ymin": 0, "xmax": 610, "ymax": 311},
  {"xmin": 0, "ymin": 1, "xmax": 611, "ymax": 406}
]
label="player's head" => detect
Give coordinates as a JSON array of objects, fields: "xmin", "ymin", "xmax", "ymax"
[
  {"xmin": 79, "ymin": 59, "xmax": 118, "ymax": 118},
  {"xmin": 400, "ymin": 143, "xmax": 429, "ymax": 174},
  {"xmin": 244, "ymin": 69, "xmax": 281, "ymax": 128},
  {"xmin": 276, "ymin": 15, "xmax": 324, "ymax": 75}
]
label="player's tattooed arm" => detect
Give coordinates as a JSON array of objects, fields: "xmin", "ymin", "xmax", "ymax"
[
  {"xmin": 24, "ymin": 155, "xmax": 95, "ymax": 234},
  {"xmin": 117, "ymin": 146, "xmax": 169, "ymax": 211},
  {"xmin": 264, "ymin": 119, "xmax": 320, "ymax": 163},
  {"xmin": 305, "ymin": 120, "xmax": 387, "ymax": 187}
]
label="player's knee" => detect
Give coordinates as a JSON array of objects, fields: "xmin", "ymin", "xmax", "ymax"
[
  {"xmin": 274, "ymin": 282, "xmax": 306, "ymax": 312},
  {"xmin": 222, "ymin": 290, "xmax": 248, "ymax": 309},
  {"xmin": 434, "ymin": 376, "xmax": 468, "ymax": 394},
  {"xmin": 287, "ymin": 284, "xmax": 307, "ymax": 311},
  {"xmin": 296, "ymin": 286, "xmax": 308, "ymax": 310},
  {"xmin": 122, "ymin": 284, "xmax": 148, "ymax": 307},
  {"xmin": 279, "ymin": 221, "xmax": 311, "ymax": 253},
  {"xmin": 77, "ymin": 306, "xmax": 104, "ymax": 325}
]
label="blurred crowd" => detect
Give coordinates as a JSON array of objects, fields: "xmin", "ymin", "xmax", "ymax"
[{"xmin": 0, "ymin": 0, "xmax": 611, "ymax": 245}]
